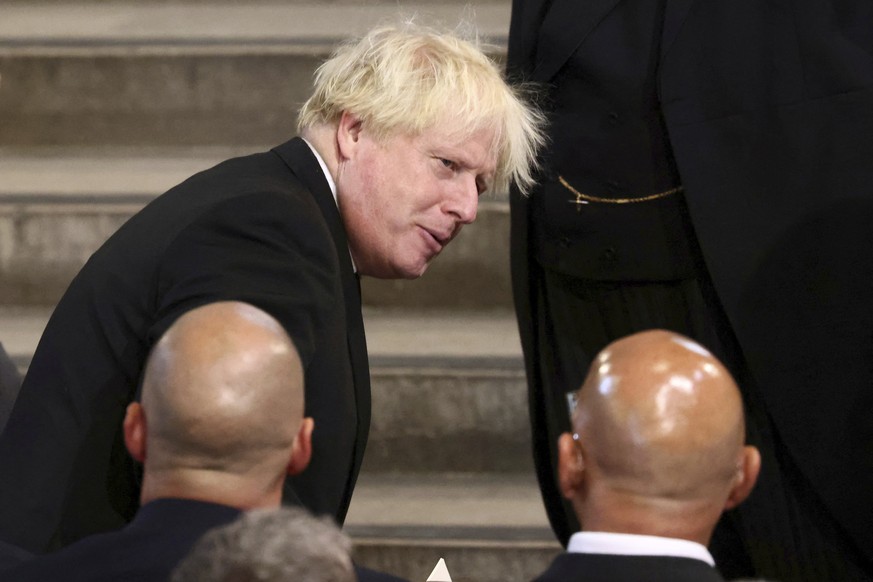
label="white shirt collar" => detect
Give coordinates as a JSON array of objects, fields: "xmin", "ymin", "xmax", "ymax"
[
  {"xmin": 302, "ymin": 137, "xmax": 338, "ymax": 204},
  {"xmin": 301, "ymin": 138, "xmax": 356, "ymax": 273},
  {"xmin": 566, "ymin": 531, "xmax": 715, "ymax": 566}
]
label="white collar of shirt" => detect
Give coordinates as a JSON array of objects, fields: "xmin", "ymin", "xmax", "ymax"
[
  {"xmin": 302, "ymin": 137, "xmax": 338, "ymax": 204},
  {"xmin": 301, "ymin": 138, "xmax": 356, "ymax": 273},
  {"xmin": 566, "ymin": 531, "xmax": 715, "ymax": 566}
]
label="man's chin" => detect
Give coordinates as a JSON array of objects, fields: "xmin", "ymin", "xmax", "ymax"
[
  {"xmin": 396, "ymin": 254, "xmax": 433, "ymax": 279},
  {"xmin": 400, "ymin": 262, "xmax": 428, "ymax": 280},
  {"xmin": 362, "ymin": 258, "xmax": 429, "ymax": 280}
]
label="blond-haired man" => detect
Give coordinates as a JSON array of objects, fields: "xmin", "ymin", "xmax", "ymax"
[{"xmin": 0, "ymin": 22, "xmax": 545, "ymax": 552}]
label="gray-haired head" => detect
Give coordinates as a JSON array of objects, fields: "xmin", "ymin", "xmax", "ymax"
[{"xmin": 170, "ymin": 506, "xmax": 355, "ymax": 582}]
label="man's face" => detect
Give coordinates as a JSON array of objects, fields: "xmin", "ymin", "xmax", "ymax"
[{"xmin": 336, "ymin": 114, "xmax": 497, "ymax": 279}]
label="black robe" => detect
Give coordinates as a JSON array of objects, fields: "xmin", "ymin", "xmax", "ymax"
[{"xmin": 509, "ymin": 0, "xmax": 873, "ymax": 579}]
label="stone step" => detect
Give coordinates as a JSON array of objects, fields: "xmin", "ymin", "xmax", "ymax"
[
  {"xmin": 5, "ymin": 0, "xmax": 504, "ymax": 6},
  {"xmin": 0, "ymin": 3, "xmax": 509, "ymax": 46},
  {"xmin": 354, "ymin": 537, "xmax": 559, "ymax": 582},
  {"xmin": 0, "ymin": 152, "xmax": 513, "ymax": 309},
  {"xmin": 0, "ymin": 308, "xmax": 535, "ymax": 474},
  {"xmin": 0, "ymin": 2, "xmax": 509, "ymax": 149},
  {"xmin": 346, "ymin": 473, "xmax": 559, "ymax": 582}
]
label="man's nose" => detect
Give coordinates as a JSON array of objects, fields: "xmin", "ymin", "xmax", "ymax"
[{"xmin": 446, "ymin": 177, "xmax": 478, "ymax": 224}]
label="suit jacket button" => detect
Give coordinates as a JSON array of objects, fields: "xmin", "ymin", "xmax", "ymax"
[
  {"xmin": 560, "ymin": 237, "xmax": 572, "ymax": 248},
  {"xmin": 608, "ymin": 112, "xmax": 620, "ymax": 124},
  {"xmin": 601, "ymin": 247, "xmax": 617, "ymax": 262}
]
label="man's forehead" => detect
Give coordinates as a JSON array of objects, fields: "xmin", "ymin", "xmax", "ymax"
[
  {"xmin": 429, "ymin": 128, "xmax": 497, "ymax": 165},
  {"xmin": 419, "ymin": 119, "xmax": 492, "ymax": 143}
]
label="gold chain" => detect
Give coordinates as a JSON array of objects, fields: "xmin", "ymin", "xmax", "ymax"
[{"xmin": 560, "ymin": 175, "xmax": 683, "ymax": 206}]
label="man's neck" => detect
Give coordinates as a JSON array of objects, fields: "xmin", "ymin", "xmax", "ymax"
[
  {"xmin": 577, "ymin": 493, "xmax": 717, "ymax": 547},
  {"xmin": 139, "ymin": 473, "xmax": 282, "ymax": 511},
  {"xmin": 300, "ymin": 127, "xmax": 358, "ymax": 273}
]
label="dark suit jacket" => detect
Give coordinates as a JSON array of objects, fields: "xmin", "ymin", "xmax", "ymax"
[
  {"xmin": 0, "ymin": 540, "xmax": 32, "ymax": 573},
  {"xmin": 5, "ymin": 499, "xmax": 240, "ymax": 581},
  {"xmin": 0, "ymin": 342, "xmax": 22, "ymax": 434},
  {"xmin": 4, "ymin": 499, "xmax": 409, "ymax": 582},
  {"xmin": 0, "ymin": 138, "xmax": 371, "ymax": 551},
  {"xmin": 509, "ymin": 0, "xmax": 873, "ymax": 562},
  {"xmin": 357, "ymin": 565, "xmax": 410, "ymax": 582},
  {"xmin": 533, "ymin": 553, "xmax": 724, "ymax": 582}
]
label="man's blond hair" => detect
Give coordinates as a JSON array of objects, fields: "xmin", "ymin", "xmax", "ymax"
[{"xmin": 298, "ymin": 21, "xmax": 546, "ymax": 195}]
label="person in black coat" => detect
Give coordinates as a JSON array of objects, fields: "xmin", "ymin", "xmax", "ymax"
[
  {"xmin": 4, "ymin": 302, "xmax": 314, "ymax": 581},
  {"xmin": 0, "ymin": 342, "xmax": 22, "ymax": 434},
  {"xmin": 533, "ymin": 330, "xmax": 760, "ymax": 582},
  {"xmin": 5, "ymin": 303, "xmax": 407, "ymax": 582},
  {"xmin": 0, "ymin": 22, "xmax": 545, "ymax": 553},
  {"xmin": 507, "ymin": 1, "xmax": 873, "ymax": 579}
]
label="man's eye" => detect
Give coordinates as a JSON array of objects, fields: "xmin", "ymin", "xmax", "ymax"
[{"xmin": 440, "ymin": 158, "xmax": 455, "ymax": 169}]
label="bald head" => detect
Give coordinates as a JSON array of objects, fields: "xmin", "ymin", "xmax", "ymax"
[
  {"xmin": 125, "ymin": 302, "xmax": 312, "ymax": 507},
  {"xmin": 559, "ymin": 330, "xmax": 760, "ymax": 542}
]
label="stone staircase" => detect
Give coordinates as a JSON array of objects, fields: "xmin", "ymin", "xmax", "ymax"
[{"xmin": 0, "ymin": 3, "xmax": 560, "ymax": 581}]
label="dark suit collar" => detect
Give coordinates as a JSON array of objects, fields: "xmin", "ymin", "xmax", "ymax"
[
  {"xmin": 271, "ymin": 138, "xmax": 355, "ymax": 278},
  {"xmin": 134, "ymin": 499, "xmax": 240, "ymax": 521},
  {"xmin": 532, "ymin": 0, "xmax": 697, "ymax": 82},
  {"xmin": 507, "ymin": 0, "xmax": 553, "ymax": 76},
  {"xmin": 130, "ymin": 499, "xmax": 241, "ymax": 533},
  {"xmin": 532, "ymin": 0, "xmax": 623, "ymax": 82},
  {"xmin": 271, "ymin": 137, "xmax": 371, "ymax": 521},
  {"xmin": 661, "ymin": 0, "xmax": 696, "ymax": 61}
]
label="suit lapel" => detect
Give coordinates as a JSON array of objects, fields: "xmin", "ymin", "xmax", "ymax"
[
  {"xmin": 272, "ymin": 138, "xmax": 349, "ymax": 269},
  {"xmin": 271, "ymin": 138, "xmax": 372, "ymax": 500},
  {"xmin": 661, "ymin": 0, "xmax": 696, "ymax": 61},
  {"xmin": 507, "ymin": 0, "xmax": 553, "ymax": 75},
  {"xmin": 532, "ymin": 0, "xmax": 623, "ymax": 82}
]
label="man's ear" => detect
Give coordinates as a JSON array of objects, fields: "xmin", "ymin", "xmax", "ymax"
[
  {"xmin": 724, "ymin": 445, "xmax": 761, "ymax": 510},
  {"xmin": 336, "ymin": 111, "xmax": 364, "ymax": 160},
  {"xmin": 287, "ymin": 417, "xmax": 315, "ymax": 476},
  {"xmin": 123, "ymin": 402, "xmax": 147, "ymax": 463},
  {"xmin": 558, "ymin": 432, "xmax": 585, "ymax": 501}
]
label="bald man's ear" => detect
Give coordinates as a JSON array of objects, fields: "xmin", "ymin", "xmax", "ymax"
[
  {"xmin": 558, "ymin": 432, "xmax": 585, "ymax": 501},
  {"xmin": 287, "ymin": 417, "xmax": 314, "ymax": 476},
  {"xmin": 724, "ymin": 445, "xmax": 761, "ymax": 510},
  {"xmin": 123, "ymin": 402, "xmax": 147, "ymax": 464},
  {"xmin": 336, "ymin": 111, "xmax": 363, "ymax": 161}
]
